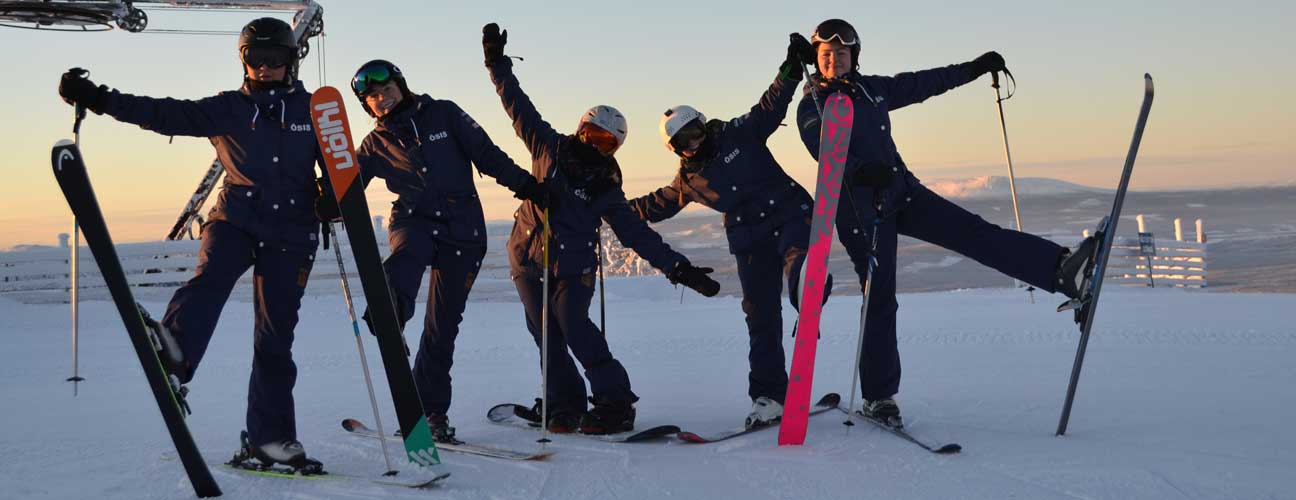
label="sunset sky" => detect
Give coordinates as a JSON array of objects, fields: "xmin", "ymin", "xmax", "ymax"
[{"xmin": 1, "ymin": 1, "xmax": 1290, "ymax": 249}]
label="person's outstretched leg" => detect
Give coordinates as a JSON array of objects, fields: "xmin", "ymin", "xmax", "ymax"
[{"xmin": 161, "ymin": 221, "xmax": 254, "ymax": 381}]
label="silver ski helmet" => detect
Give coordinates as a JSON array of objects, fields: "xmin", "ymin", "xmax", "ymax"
[
  {"xmin": 238, "ymin": 17, "xmax": 298, "ymax": 81},
  {"xmin": 811, "ymin": 18, "xmax": 860, "ymax": 71},
  {"xmin": 576, "ymin": 105, "xmax": 627, "ymax": 156},
  {"xmin": 659, "ymin": 105, "xmax": 707, "ymax": 155}
]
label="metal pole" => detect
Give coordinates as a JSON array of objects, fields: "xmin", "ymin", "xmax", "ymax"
[
  {"xmin": 843, "ymin": 254, "xmax": 876, "ymax": 425},
  {"xmin": 597, "ymin": 225, "xmax": 606, "ymax": 335},
  {"xmin": 330, "ymin": 225, "xmax": 396, "ymax": 474},
  {"xmin": 67, "ymin": 102, "xmax": 87, "ymax": 395},
  {"xmin": 539, "ymin": 206, "xmax": 552, "ymax": 444},
  {"xmin": 992, "ymin": 71, "xmax": 1034, "ymax": 303}
]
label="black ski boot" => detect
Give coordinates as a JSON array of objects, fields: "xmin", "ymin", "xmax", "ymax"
[
  {"xmin": 860, "ymin": 398, "xmax": 903, "ymax": 429},
  {"xmin": 139, "ymin": 306, "xmax": 192, "ymax": 413},
  {"xmin": 580, "ymin": 397, "xmax": 635, "ymax": 435},
  {"xmin": 1056, "ymin": 234, "xmax": 1100, "ymax": 300},
  {"xmin": 427, "ymin": 413, "xmax": 462, "ymax": 445},
  {"xmin": 229, "ymin": 430, "xmax": 325, "ymax": 475},
  {"xmin": 519, "ymin": 398, "xmax": 582, "ymax": 433}
]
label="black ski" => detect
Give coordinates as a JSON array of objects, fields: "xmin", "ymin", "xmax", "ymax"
[
  {"xmin": 220, "ymin": 461, "xmax": 448, "ymax": 488},
  {"xmin": 486, "ymin": 404, "xmax": 680, "ymax": 443},
  {"xmin": 311, "ymin": 87, "xmax": 441, "ymax": 466},
  {"xmin": 342, "ymin": 418, "xmax": 553, "ymax": 461},
  {"xmin": 837, "ymin": 408, "xmax": 962, "ymax": 454},
  {"xmin": 676, "ymin": 393, "xmax": 841, "ymax": 444},
  {"xmin": 1055, "ymin": 74, "xmax": 1155, "ymax": 436},
  {"xmin": 51, "ymin": 140, "xmax": 222, "ymax": 498}
]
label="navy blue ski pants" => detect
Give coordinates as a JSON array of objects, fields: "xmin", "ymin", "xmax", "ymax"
[
  {"xmin": 734, "ymin": 219, "xmax": 809, "ymax": 404},
  {"xmin": 836, "ymin": 182, "xmax": 1065, "ymax": 401},
  {"xmin": 514, "ymin": 271, "xmax": 637, "ymax": 412},
  {"xmin": 378, "ymin": 217, "xmax": 485, "ymax": 417},
  {"xmin": 162, "ymin": 221, "xmax": 313, "ymax": 447}
]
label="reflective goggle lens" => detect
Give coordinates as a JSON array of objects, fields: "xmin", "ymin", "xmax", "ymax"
[
  {"xmin": 812, "ymin": 23, "xmax": 858, "ymax": 46},
  {"xmin": 578, "ymin": 123, "xmax": 620, "ymax": 155},
  {"xmin": 669, "ymin": 120, "xmax": 706, "ymax": 152},
  {"xmin": 351, "ymin": 65, "xmax": 392, "ymax": 96},
  {"xmin": 242, "ymin": 47, "xmax": 290, "ymax": 68}
]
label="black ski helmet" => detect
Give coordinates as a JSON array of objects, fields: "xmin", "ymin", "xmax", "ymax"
[
  {"xmin": 811, "ymin": 18, "xmax": 860, "ymax": 71},
  {"xmin": 351, "ymin": 59, "xmax": 414, "ymax": 116},
  {"xmin": 238, "ymin": 17, "xmax": 298, "ymax": 80}
]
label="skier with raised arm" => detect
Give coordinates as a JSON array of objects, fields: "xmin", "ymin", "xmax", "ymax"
[
  {"xmin": 482, "ymin": 23, "xmax": 721, "ymax": 435},
  {"xmin": 796, "ymin": 19, "xmax": 1096, "ymax": 428}
]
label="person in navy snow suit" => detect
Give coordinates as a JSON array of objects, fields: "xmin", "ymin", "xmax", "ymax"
[
  {"xmin": 57, "ymin": 18, "xmax": 332, "ymax": 469},
  {"xmin": 346, "ymin": 59, "xmax": 552, "ymax": 443},
  {"xmin": 482, "ymin": 23, "xmax": 722, "ymax": 435},
  {"xmin": 630, "ymin": 34, "xmax": 823, "ymax": 430},
  {"xmin": 796, "ymin": 19, "xmax": 1096, "ymax": 428}
]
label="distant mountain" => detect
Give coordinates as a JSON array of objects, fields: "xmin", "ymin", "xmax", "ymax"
[{"xmin": 926, "ymin": 176, "xmax": 1106, "ymax": 200}]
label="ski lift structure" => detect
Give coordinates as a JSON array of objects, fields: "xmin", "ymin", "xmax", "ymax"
[{"xmin": 2, "ymin": 1, "xmax": 326, "ymax": 240}]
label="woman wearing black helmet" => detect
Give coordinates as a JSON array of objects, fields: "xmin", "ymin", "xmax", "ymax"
[
  {"xmin": 345, "ymin": 58, "xmax": 551, "ymax": 443},
  {"xmin": 796, "ymin": 19, "xmax": 1097, "ymax": 428},
  {"xmin": 58, "ymin": 17, "xmax": 328, "ymax": 470}
]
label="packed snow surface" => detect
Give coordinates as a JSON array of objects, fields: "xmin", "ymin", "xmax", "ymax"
[{"xmin": 2, "ymin": 278, "xmax": 1293, "ymax": 499}]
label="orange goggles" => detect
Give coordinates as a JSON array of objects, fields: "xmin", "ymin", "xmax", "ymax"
[{"xmin": 577, "ymin": 123, "xmax": 621, "ymax": 155}]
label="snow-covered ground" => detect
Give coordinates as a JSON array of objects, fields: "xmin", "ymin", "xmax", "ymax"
[{"xmin": 2, "ymin": 276, "xmax": 1293, "ymax": 499}]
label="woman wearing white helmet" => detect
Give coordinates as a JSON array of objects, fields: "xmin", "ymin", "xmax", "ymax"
[
  {"xmin": 629, "ymin": 33, "xmax": 821, "ymax": 430},
  {"xmin": 483, "ymin": 23, "xmax": 720, "ymax": 435}
]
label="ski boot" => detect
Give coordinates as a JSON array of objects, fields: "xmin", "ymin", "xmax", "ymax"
[
  {"xmin": 745, "ymin": 396, "xmax": 784, "ymax": 429},
  {"xmin": 229, "ymin": 430, "xmax": 325, "ymax": 475},
  {"xmin": 519, "ymin": 398, "xmax": 582, "ymax": 434},
  {"xmin": 580, "ymin": 397, "xmax": 635, "ymax": 435},
  {"xmin": 427, "ymin": 413, "xmax": 462, "ymax": 445},
  {"xmin": 1056, "ymin": 231, "xmax": 1104, "ymax": 326},
  {"xmin": 860, "ymin": 398, "xmax": 904, "ymax": 429},
  {"xmin": 139, "ymin": 305, "xmax": 192, "ymax": 414}
]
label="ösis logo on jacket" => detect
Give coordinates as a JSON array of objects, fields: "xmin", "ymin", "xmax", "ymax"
[{"xmin": 289, "ymin": 123, "xmax": 313, "ymax": 132}]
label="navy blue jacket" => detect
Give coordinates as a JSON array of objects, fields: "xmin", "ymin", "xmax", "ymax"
[
  {"xmin": 796, "ymin": 62, "xmax": 978, "ymax": 215},
  {"xmin": 103, "ymin": 80, "xmax": 323, "ymax": 253},
  {"xmin": 487, "ymin": 59, "xmax": 687, "ymax": 278},
  {"xmin": 629, "ymin": 71, "xmax": 812, "ymax": 255},
  {"xmin": 356, "ymin": 94, "xmax": 534, "ymax": 247}
]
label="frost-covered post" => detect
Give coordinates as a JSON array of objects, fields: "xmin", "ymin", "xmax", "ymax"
[
  {"xmin": 1174, "ymin": 218, "xmax": 1183, "ymax": 242},
  {"xmin": 1196, "ymin": 219, "xmax": 1206, "ymax": 244}
]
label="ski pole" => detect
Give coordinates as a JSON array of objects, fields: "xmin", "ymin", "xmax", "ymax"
[
  {"xmin": 843, "ymin": 189, "xmax": 882, "ymax": 425},
  {"xmin": 330, "ymin": 223, "xmax": 396, "ymax": 474},
  {"xmin": 991, "ymin": 69, "xmax": 1035, "ymax": 303},
  {"xmin": 67, "ymin": 100, "xmax": 88, "ymax": 395},
  {"xmin": 597, "ymin": 225, "xmax": 606, "ymax": 335},
  {"xmin": 539, "ymin": 206, "xmax": 552, "ymax": 444}
]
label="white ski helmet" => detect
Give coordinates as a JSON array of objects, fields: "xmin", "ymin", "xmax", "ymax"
[
  {"xmin": 660, "ymin": 105, "xmax": 707, "ymax": 152},
  {"xmin": 577, "ymin": 105, "xmax": 628, "ymax": 151}
]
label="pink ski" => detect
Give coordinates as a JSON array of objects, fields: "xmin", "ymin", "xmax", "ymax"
[{"xmin": 779, "ymin": 92, "xmax": 854, "ymax": 446}]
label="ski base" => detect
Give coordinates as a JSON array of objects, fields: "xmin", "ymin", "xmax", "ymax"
[
  {"xmin": 486, "ymin": 404, "xmax": 680, "ymax": 443},
  {"xmin": 838, "ymin": 408, "xmax": 961, "ymax": 454},
  {"xmin": 677, "ymin": 393, "xmax": 841, "ymax": 444},
  {"xmin": 222, "ymin": 461, "xmax": 449, "ymax": 489},
  {"xmin": 342, "ymin": 418, "xmax": 553, "ymax": 461}
]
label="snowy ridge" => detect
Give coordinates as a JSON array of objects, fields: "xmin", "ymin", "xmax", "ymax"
[{"xmin": 926, "ymin": 175, "xmax": 1106, "ymax": 200}]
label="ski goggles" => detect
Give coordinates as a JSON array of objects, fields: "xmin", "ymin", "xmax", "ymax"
[
  {"xmin": 811, "ymin": 21, "xmax": 859, "ymax": 46},
  {"xmin": 241, "ymin": 46, "xmax": 291, "ymax": 69},
  {"xmin": 351, "ymin": 64, "xmax": 394, "ymax": 96},
  {"xmin": 668, "ymin": 120, "xmax": 706, "ymax": 152},
  {"xmin": 577, "ymin": 122, "xmax": 621, "ymax": 156}
]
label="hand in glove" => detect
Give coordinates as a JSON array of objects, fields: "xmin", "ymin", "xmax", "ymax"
[
  {"xmin": 515, "ymin": 178, "xmax": 560, "ymax": 211},
  {"xmin": 668, "ymin": 261, "xmax": 720, "ymax": 297},
  {"xmin": 779, "ymin": 33, "xmax": 815, "ymax": 81},
  {"xmin": 970, "ymin": 51, "xmax": 1006, "ymax": 78},
  {"xmin": 59, "ymin": 68, "xmax": 107, "ymax": 113},
  {"xmin": 314, "ymin": 177, "xmax": 341, "ymax": 222},
  {"xmin": 483, "ymin": 23, "xmax": 508, "ymax": 65}
]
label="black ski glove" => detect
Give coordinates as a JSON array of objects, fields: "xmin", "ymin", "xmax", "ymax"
[
  {"xmin": 780, "ymin": 33, "xmax": 814, "ymax": 81},
  {"xmin": 314, "ymin": 177, "xmax": 341, "ymax": 222},
  {"xmin": 59, "ymin": 68, "xmax": 108, "ymax": 113},
  {"xmin": 970, "ymin": 51, "xmax": 1006, "ymax": 78},
  {"xmin": 483, "ymin": 23, "xmax": 508, "ymax": 66},
  {"xmin": 668, "ymin": 261, "xmax": 720, "ymax": 297},
  {"xmin": 515, "ymin": 178, "xmax": 560, "ymax": 211}
]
